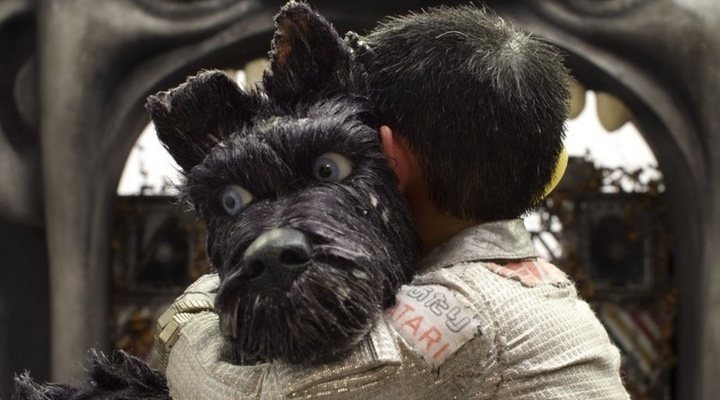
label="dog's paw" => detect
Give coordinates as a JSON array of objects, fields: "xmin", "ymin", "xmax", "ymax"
[
  {"xmin": 13, "ymin": 350, "xmax": 171, "ymax": 400},
  {"xmin": 13, "ymin": 372, "xmax": 76, "ymax": 400}
]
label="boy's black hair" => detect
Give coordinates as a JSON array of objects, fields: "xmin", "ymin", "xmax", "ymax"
[{"xmin": 364, "ymin": 5, "xmax": 570, "ymax": 220}]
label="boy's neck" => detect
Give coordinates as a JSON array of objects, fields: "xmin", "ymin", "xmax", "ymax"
[{"xmin": 407, "ymin": 190, "xmax": 479, "ymax": 255}]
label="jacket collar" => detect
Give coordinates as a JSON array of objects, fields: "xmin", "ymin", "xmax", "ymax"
[{"xmin": 418, "ymin": 219, "xmax": 538, "ymax": 272}]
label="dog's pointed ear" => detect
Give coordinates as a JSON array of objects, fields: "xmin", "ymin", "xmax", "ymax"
[
  {"xmin": 146, "ymin": 71, "xmax": 259, "ymax": 171},
  {"xmin": 263, "ymin": 1, "xmax": 363, "ymax": 103}
]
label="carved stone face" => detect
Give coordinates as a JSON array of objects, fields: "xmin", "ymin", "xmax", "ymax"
[{"xmin": 147, "ymin": 3, "xmax": 416, "ymax": 364}]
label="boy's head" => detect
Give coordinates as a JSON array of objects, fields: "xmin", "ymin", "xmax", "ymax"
[{"xmin": 363, "ymin": 5, "xmax": 570, "ymax": 221}]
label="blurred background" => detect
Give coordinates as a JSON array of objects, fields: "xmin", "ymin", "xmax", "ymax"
[{"xmin": 1, "ymin": 1, "xmax": 718, "ymax": 399}]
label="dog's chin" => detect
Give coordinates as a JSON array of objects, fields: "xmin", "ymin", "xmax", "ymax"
[{"xmin": 215, "ymin": 260, "xmax": 392, "ymax": 365}]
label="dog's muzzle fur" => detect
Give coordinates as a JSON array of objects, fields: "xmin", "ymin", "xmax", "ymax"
[{"xmin": 202, "ymin": 116, "xmax": 416, "ymax": 364}]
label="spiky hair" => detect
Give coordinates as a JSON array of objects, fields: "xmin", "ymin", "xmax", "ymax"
[{"xmin": 365, "ymin": 5, "xmax": 570, "ymax": 220}]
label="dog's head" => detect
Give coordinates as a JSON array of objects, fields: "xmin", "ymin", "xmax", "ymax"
[{"xmin": 147, "ymin": 2, "xmax": 416, "ymax": 365}]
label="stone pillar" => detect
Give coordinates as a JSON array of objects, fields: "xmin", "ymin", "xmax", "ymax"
[{"xmin": 37, "ymin": 0, "xmax": 275, "ymax": 381}]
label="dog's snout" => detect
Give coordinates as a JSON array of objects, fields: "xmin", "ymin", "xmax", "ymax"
[{"xmin": 242, "ymin": 227, "xmax": 312, "ymax": 290}]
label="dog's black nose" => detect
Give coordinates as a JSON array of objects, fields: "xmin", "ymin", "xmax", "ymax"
[{"xmin": 242, "ymin": 228, "xmax": 312, "ymax": 291}]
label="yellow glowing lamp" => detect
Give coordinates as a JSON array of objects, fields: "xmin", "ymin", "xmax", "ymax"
[{"xmin": 543, "ymin": 146, "xmax": 568, "ymax": 197}]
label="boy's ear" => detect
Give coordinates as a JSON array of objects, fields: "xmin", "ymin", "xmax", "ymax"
[
  {"xmin": 263, "ymin": 1, "xmax": 363, "ymax": 103},
  {"xmin": 146, "ymin": 71, "xmax": 259, "ymax": 171},
  {"xmin": 379, "ymin": 126, "xmax": 412, "ymax": 192}
]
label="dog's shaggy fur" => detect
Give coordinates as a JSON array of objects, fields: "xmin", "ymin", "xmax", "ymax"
[
  {"xmin": 149, "ymin": 2, "xmax": 416, "ymax": 365},
  {"xmin": 13, "ymin": 351, "xmax": 170, "ymax": 400}
]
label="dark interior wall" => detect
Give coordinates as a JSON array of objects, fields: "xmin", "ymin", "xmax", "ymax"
[
  {"xmin": 0, "ymin": 218, "xmax": 49, "ymax": 399},
  {"xmin": 0, "ymin": 281, "xmax": 7, "ymax": 398}
]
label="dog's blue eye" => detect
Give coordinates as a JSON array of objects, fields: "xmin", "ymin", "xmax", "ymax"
[
  {"xmin": 313, "ymin": 153, "xmax": 353, "ymax": 182},
  {"xmin": 221, "ymin": 185, "xmax": 253, "ymax": 216}
]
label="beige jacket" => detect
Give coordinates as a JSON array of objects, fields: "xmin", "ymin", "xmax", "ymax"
[{"xmin": 156, "ymin": 220, "xmax": 629, "ymax": 399}]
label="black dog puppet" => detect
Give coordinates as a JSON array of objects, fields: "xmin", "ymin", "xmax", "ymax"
[{"xmin": 14, "ymin": 2, "xmax": 416, "ymax": 399}]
